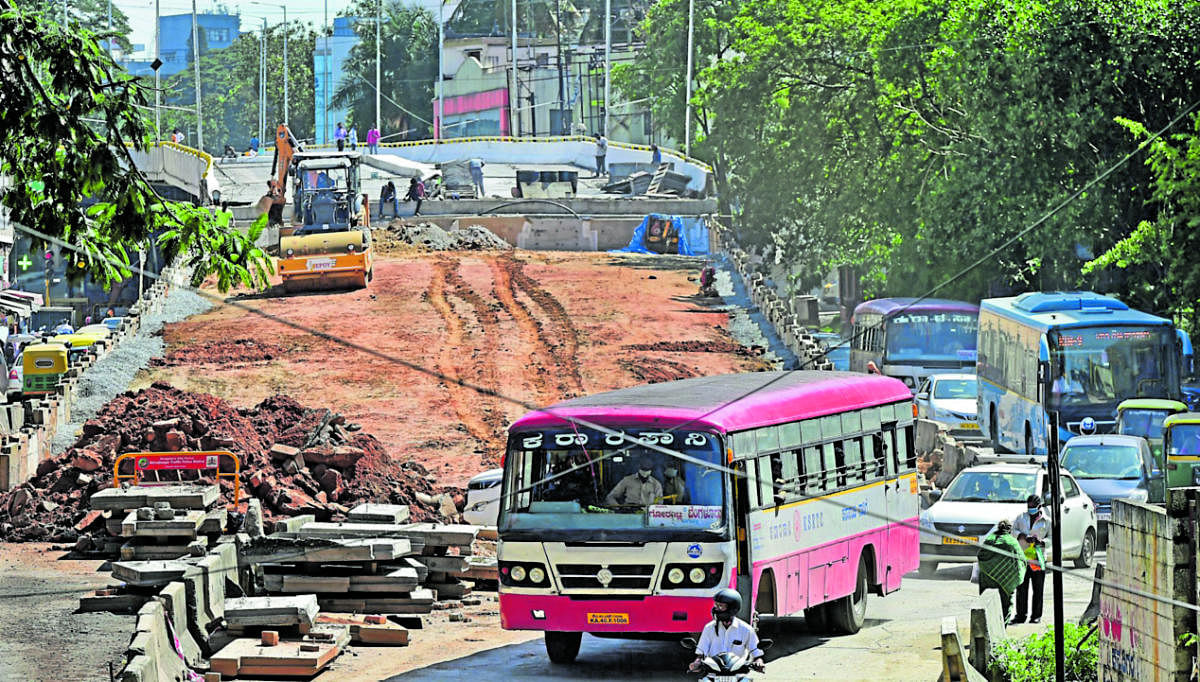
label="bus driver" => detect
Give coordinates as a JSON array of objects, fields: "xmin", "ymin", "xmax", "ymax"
[{"xmin": 605, "ymin": 455, "xmax": 663, "ymax": 506}]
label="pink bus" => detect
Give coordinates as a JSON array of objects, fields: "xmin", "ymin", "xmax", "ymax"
[{"xmin": 497, "ymin": 371, "xmax": 920, "ymax": 664}]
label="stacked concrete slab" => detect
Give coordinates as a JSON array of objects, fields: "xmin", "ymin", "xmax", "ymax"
[{"xmin": 89, "ymin": 484, "xmax": 226, "ymax": 559}]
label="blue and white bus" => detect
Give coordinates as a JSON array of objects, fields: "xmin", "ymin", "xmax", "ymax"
[{"xmin": 977, "ymin": 292, "xmax": 1193, "ymax": 455}]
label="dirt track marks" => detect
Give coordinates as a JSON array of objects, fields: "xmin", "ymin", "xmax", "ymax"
[
  {"xmin": 618, "ymin": 357, "xmax": 699, "ymax": 384},
  {"xmin": 490, "ymin": 256, "xmax": 586, "ymax": 402},
  {"xmin": 426, "ymin": 258, "xmax": 501, "ymax": 453}
]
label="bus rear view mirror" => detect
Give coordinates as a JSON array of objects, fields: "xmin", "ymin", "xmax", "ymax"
[
  {"xmin": 1037, "ymin": 361, "xmax": 1050, "ymax": 384},
  {"xmin": 679, "ymin": 637, "xmax": 698, "ymax": 649}
]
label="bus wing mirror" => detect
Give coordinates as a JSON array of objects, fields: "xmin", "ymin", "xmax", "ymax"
[
  {"xmin": 680, "ymin": 637, "xmax": 698, "ymax": 650},
  {"xmin": 1038, "ymin": 361, "xmax": 1050, "ymax": 384}
]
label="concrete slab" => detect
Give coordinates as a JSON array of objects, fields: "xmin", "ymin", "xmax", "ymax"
[
  {"xmin": 224, "ymin": 594, "xmax": 320, "ymax": 627},
  {"xmin": 92, "ymin": 484, "xmax": 218, "ymax": 511},
  {"xmin": 244, "ymin": 537, "xmax": 413, "ymax": 564},
  {"xmin": 347, "ymin": 503, "xmax": 411, "ymax": 524},
  {"xmin": 112, "ymin": 560, "xmax": 194, "ymax": 587}
]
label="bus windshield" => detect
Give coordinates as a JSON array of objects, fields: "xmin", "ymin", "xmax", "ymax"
[
  {"xmin": 1168, "ymin": 424, "xmax": 1200, "ymax": 457},
  {"xmin": 500, "ymin": 428, "xmax": 727, "ymax": 537},
  {"xmin": 1119, "ymin": 409, "xmax": 1173, "ymax": 440},
  {"xmin": 1051, "ymin": 326, "xmax": 1177, "ymax": 409},
  {"xmin": 885, "ymin": 312, "xmax": 977, "ymax": 363}
]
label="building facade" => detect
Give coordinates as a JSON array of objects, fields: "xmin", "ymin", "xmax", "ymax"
[
  {"xmin": 314, "ymin": 17, "xmax": 363, "ymax": 145},
  {"xmin": 124, "ymin": 12, "xmax": 242, "ymax": 78}
]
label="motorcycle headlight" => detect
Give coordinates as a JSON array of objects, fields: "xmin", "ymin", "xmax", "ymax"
[
  {"xmin": 689, "ymin": 567, "xmax": 706, "ymax": 584},
  {"xmin": 667, "ymin": 567, "xmax": 685, "ymax": 584},
  {"xmin": 529, "ymin": 566, "xmax": 546, "ymax": 584},
  {"xmin": 510, "ymin": 565, "xmax": 527, "ymax": 582}
]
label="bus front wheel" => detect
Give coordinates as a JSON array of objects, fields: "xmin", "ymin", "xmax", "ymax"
[
  {"xmin": 828, "ymin": 556, "xmax": 869, "ymax": 635},
  {"xmin": 545, "ymin": 631, "xmax": 582, "ymax": 664}
]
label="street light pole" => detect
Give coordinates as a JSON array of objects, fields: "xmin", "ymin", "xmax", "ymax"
[
  {"xmin": 603, "ymin": 0, "xmax": 610, "ymax": 138},
  {"xmin": 154, "ymin": 0, "xmax": 161, "ymax": 139},
  {"xmin": 510, "ymin": 0, "xmax": 518, "ymax": 137},
  {"xmin": 555, "ymin": 0, "xmax": 564, "ymax": 134},
  {"xmin": 323, "ymin": 0, "xmax": 329, "ymax": 144},
  {"xmin": 261, "ymin": 17, "xmax": 267, "ymax": 144},
  {"xmin": 437, "ymin": 0, "xmax": 444, "ymax": 139},
  {"xmin": 283, "ymin": 6, "xmax": 289, "ymax": 125},
  {"xmin": 191, "ymin": 0, "xmax": 203, "ymax": 150},
  {"xmin": 684, "ymin": 0, "xmax": 694, "ymax": 157},
  {"xmin": 375, "ymin": 0, "xmax": 381, "ymax": 136}
]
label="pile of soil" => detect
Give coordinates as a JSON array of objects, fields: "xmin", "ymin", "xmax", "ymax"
[
  {"xmin": 0, "ymin": 383, "xmax": 459, "ymax": 542},
  {"xmin": 375, "ymin": 221, "xmax": 512, "ymax": 252},
  {"xmin": 622, "ymin": 339, "xmax": 766, "ymax": 357},
  {"xmin": 150, "ymin": 338, "xmax": 287, "ymax": 367}
]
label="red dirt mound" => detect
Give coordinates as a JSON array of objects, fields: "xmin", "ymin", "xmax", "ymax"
[
  {"xmin": 0, "ymin": 383, "xmax": 457, "ymax": 542},
  {"xmin": 622, "ymin": 339, "xmax": 766, "ymax": 356},
  {"xmin": 150, "ymin": 339, "xmax": 287, "ymax": 367}
]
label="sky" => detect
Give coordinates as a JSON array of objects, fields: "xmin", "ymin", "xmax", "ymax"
[{"xmin": 114, "ymin": 0, "xmax": 453, "ymax": 58}]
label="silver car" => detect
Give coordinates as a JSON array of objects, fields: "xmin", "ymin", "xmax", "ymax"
[
  {"xmin": 915, "ymin": 373, "xmax": 982, "ymax": 441},
  {"xmin": 462, "ymin": 468, "xmax": 502, "ymax": 526},
  {"xmin": 917, "ymin": 463, "xmax": 1097, "ymax": 577}
]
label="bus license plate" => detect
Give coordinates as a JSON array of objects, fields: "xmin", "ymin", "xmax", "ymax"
[
  {"xmin": 943, "ymin": 536, "xmax": 977, "ymax": 546},
  {"xmin": 306, "ymin": 258, "xmax": 336, "ymax": 271},
  {"xmin": 959, "ymin": 422, "xmax": 979, "ymax": 430},
  {"xmin": 587, "ymin": 613, "xmax": 629, "ymax": 625}
]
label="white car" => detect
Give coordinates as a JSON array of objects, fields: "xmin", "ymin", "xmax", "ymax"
[
  {"xmin": 462, "ymin": 468, "xmax": 502, "ymax": 526},
  {"xmin": 917, "ymin": 463, "xmax": 1097, "ymax": 577},
  {"xmin": 6, "ymin": 354, "xmax": 21, "ymax": 402},
  {"xmin": 915, "ymin": 373, "xmax": 982, "ymax": 441}
]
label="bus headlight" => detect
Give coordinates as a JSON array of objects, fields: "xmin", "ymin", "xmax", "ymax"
[
  {"xmin": 689, "ymin": 567, "xmax": 706, "ymax": 584},
  {"xmin": 528, "ymin": 567, "xmax": 546, "ymax": 584},
  {"xmin": 667, "ymin": 568, "xmax": 685, "ymax": 584},
  {"xmin": 661, "ymin": 563, "xmax": 723, "ymax": 589},
  {"xmin": 510, "ymin": 565, "xmax": 527, "ymax": 582}
]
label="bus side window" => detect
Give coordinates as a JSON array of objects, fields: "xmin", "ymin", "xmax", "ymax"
[
  {"xmin": 871, "ymin": 433, "xmax": 888, "ymax": 478},
  {"xmin": 804, "ymin": 447, "xmax": 823, "ymax": 493},
  {"xmin": 832, "ymin": 441, "xmax": 847, "ymax": 487},
  {"xmin": 760, "ymin": 454, "xmax": 780, "ymax": 507},
  {"xmin": 844, "ymin": 438, "xmax": 863, "ymax": 484},
  {"xmin": 781, "ymin": 450, "xmax": 802, "ymax": 499},
  {"xmin": 745, "ymin": 457, "xmax": 761, "ymax": 509},
  {"xmin": 897, "ymin": 425, "xmax": 916, "ymax": 469}
]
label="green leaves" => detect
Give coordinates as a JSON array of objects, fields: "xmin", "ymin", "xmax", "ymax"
[{"xmin": 0, "ymin": 6, "xmax": 272, "ymax": 294}]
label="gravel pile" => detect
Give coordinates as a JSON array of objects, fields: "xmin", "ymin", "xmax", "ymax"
[
  {"xmin": 376, "ymin": 221, "xmax": 512, "ymax": 251},
  {"xmin": 51, "ymin": 285, "xmax": 213, "ymax": 454},
  {"xmin": 448, "ymin": 225, "xmax": 513, "ymax": 251}
]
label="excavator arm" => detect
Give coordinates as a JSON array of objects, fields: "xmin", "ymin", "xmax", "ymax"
[{"xmin": 261, "ymin": 124, "xmax": 303, "ymax": 225}]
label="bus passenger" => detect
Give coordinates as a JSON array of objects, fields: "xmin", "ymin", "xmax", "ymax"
[
  {"xmin": 605, "ymin": 456, "xmax": 662, "ymax": 506},
  {"xmin": 1052, "ymin": 372, "xmax": 1084, "ymax": 400},
  {"xmin": 663, "ymin": 464, "xmax": 689, "ymax": 504}
]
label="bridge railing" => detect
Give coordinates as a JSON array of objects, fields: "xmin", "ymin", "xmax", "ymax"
[{"xmin": 126, "ymin": 142, "xmax": 219, "ymax": 202}]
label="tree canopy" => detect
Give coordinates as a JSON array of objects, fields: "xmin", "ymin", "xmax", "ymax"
[
  {"xmin": 0, "ymin": 3, "xmax": 271, "ymax": 292},
  {"xmin": 617, "ymin": 0, "xmax": 1200, "ymax": 325}
]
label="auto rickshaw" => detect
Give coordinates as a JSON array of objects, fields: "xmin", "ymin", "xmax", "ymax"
[
  {"xmin": 22, "ymin": 343, "xmax": 69, "ymax": 397},
  {"xmin": 51, "ymin": 331, "xmax": 107, "ymax": 356},
  {"xmin": 1163, "ymin": 412, "xmax": 1200, "ymax": 488},
  {"xmin": 1116, "ymin": 398, "xmax": 1188, "ymax": 461}
]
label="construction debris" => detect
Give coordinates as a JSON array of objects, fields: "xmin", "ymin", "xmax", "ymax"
[
  {"xmin": 0, "ymin": 383, "xmax": 460, "ymax": 542},
  {"xmin": 374, "ymin": 221, "xmax": 512, "ymax": 252}
]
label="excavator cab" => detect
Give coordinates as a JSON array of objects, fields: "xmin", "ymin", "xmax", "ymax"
[{"xmin": 293, "ymin": 155, "xmax": 362, "ymax": 233}]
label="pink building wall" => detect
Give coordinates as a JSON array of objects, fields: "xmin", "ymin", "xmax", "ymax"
[{"xmin": 433, "ymin": 88, "xmax": 510, "ymax": 138}]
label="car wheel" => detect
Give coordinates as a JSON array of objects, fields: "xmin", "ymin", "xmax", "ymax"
[
  {"xmin": 1074, "ymin": 529, "xmax": 1095, "ymax": 569},
  {"xmin": 544, "ymin": 631, "xmax": 582, "ymax": 664},
  {"xmin": 917, "ymin": 561, "xmax": 938, "ymax": 578}
]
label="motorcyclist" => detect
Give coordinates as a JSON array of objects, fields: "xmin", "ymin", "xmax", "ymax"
[{"xmin": 688, "ymin": 588, "xmax": 765, "ymax": 673}]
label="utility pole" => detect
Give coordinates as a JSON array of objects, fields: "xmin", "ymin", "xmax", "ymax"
[
  {"xmin": 603, "ymin": 0, "xmax": 610, "ymax": 138},
  {"xmin": 1048, "ymin": 412, "xmax": 1066, "ymax": 682},
  {"xmin": 437, "ymin": 0, "xmax": 444, "ymax": 139},
  {"xmin": 191, "ymin": 0, "xmax": 203, "ymax": 151},
  {"xmin": 154, "ymin": 0, "xmax": 161, "ymax": 139},
  {"xmin": 684, "ymin": 0, "xmax": 695, "ymax": 157},
  {"xmin": 375, "ymin": 0, "xmax": 382, "ymax": 137},
  {"xmin": 106, "ymin": 0, "xmax": 112, "ymax": 54},
  {"xmin": 510, "ymin": 0, "xmax": 518, "ymax": 137},
  {"xmin": 323, "ymin": 0, "xmax": 329, "ymax": 144},
  {"xmin": 261, "ymin": 17, "xmax": 267, "ymax": 145},
  {"xmin": 555, "ymin": 0, "xmax": 564, "ymax": 135},
  {"xmin": 283, "ymin": 6, "xmax": 289, "ymax": 125}
]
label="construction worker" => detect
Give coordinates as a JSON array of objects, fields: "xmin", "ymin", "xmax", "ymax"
[
  {"xmin": 1012, "ymin": 494, "xmax": 1050, "ymax": 624},
  {"xmin": 976, "ymin": 519, "xmax": 1025, "ymax": 622}
]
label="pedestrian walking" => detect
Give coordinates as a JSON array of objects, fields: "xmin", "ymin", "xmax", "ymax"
[
  {"xmin": 406, "ymin": 177, "xmax": 426, "ymax": 216},
  {"xmin": 1012, "ymin": 494, "xmax": 1050, "ymax": 623},
  {"xmin": 171, "ymin": 128, "xmax": 184, "ymax": 144},
  {"xmin": 248, "ymin": 133, "xmax": 260, "ymax": 153},
  {"xmin": 976, "ymin": 519, "xmax": 1025, "ymax": 623},
  {"xmin": 334, "ymin": 122, "xmax": 347, "ymax": 151},
  {"xmin": 650, "ymin": 143, "xmax": 662, "ymax": 167},
  {"xmin": 367, "ymin": 125, "xmax": 381, "ymax": 154},
  {"xmin": 379, "ymin": 181, "xmax": 399, "ymax": 219},
  {"xmin": 594, "ymin": 133, "xmax": 608, "ymax": 177},
  {"xmin": 468, "ymin": 158, "xmax": 485, "ymax": 196},
  {"xmin": 348, "ymin": 124, "xmax": 358, "ymax": 151}
]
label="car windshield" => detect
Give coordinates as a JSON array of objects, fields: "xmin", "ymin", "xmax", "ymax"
[
  {"xmin": 885, "ymin": 312, "xmax": 978, "ymax": 362},
  {"xmin": 1118, "ymin": 409, "xmax": 1173, "ymax": 440},
  {"xmin": 1168, "ymin": 424, "xmax": 1200, "ymax": 457},
  {"xmin": 942, "ymin": 471, "xmax": 1037, "ymax": 503},
  {"xmin": 1061, "ymin": 444, "xmax": 1143, "ymax": 480},
  {"xmin": 934, "ymin": 378, "xmax": 977, "ymax": 400},
  {"xmin": 500, "ymin": 428, "xmax": 726, "ymax": 534},
  {"xmin": 1050, "ymin": 326, "xmax": 1178, "ymax": 409}
]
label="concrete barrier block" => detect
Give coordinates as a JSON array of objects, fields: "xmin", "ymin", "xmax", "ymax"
[
  {"xmin": 158, "ymin": 581, "xmax": 202, "ymax": 666},
  {"xmin": 970, "ymin": 590, "xmax": 1006, "ymax": 672}
]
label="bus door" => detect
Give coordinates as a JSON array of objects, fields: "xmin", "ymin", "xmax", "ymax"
[{"xmin": 880, "ymin": 421, "xmax": 902, "ymax": 593}]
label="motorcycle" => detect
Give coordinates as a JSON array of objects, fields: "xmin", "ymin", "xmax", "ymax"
[{"xmin": 680, "ymin": 636, "xmax": 773, "ymax": 682}]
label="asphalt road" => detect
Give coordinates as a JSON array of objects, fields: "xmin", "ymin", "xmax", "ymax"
[{"xmin": 387, "ymin": 557, "xmax": 1099, "ymax": 681}]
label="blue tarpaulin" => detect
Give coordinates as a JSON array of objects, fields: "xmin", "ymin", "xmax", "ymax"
[{"xmin": 611, "ymin": 214, "xmax": 710, "ymax": 256}]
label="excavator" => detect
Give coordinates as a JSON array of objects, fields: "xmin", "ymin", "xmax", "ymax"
[{"xmin": 260, "ymin": 124, "xmax": 374, "ymax": 292}]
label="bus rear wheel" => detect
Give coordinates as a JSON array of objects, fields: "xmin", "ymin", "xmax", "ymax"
[
  {"xmin": 544, "ymin": 631, "xmax": 582, "ymax": 664},
  {"xmin": 828, "ymin": 556, "xmax": 869, "ymax": 635},
  {"xmin": 804, "ymin": 604, "xmax": 828, "ymax": 633}
]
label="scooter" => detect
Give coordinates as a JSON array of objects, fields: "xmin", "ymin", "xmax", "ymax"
[{"xmin": 680, "ymin": 636, "xmax": 773, "ymax": 681}]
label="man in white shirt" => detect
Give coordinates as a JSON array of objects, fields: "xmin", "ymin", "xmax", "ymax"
[
  {"xmin": 689, "ymin": 589, "xmax": 765, "ymax": 672},
  {"xmin": 605, "ymin": 455, "xmax": 662, "ymax": 506}
]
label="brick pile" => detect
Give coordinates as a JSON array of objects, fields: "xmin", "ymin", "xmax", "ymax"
[{"xmin": 0, "ymin": 383, "xmax": 460, "ymax": 542}]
